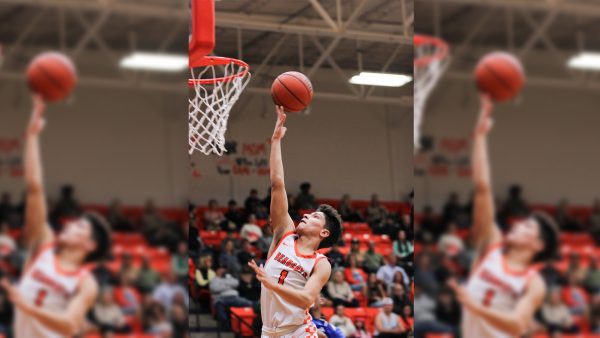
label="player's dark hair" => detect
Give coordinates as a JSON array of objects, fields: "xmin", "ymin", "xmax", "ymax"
[
  {"xmin": 83, "ymin": 212, "xmax": 112, "ymax": 262},
  {"xmin": 317, "ymin": 204, "xmax": 342, "ymax": 249},
  {"xmin": 531, "ymin": 211, "xmax": 559, "ymax": 262}
]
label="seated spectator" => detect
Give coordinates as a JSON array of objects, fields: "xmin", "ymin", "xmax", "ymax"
[
  {"xmin": 219, "ymin": 239, "xmax": 241, "ymax": 276},
  {"xmin": 345, "ymin": 255, "xmax": 367, "ymax": 292},
  {"xmin": 171, "ymin": 301, "xmax": 188, "ymax": 338},
  {"xmin": 147, "ymin": 303, "xmax": 173, "ymax": 337},
  {"xmin": 340, "ymin": 194, "xmax": 362, "ymax": 222},
  {"xmin": 330, "ymin": 305, "xmax": 357, "ymax": 337},
  {"xmin": 118, "ymin": 252, "xmax": 139, "ymax": 285},
  {"xmin": 441, "ymin": 192, "xmax": 463, "ymax": 227},
  {"xmin": 295, "ymin": 182, "xmax": 316, "ymax": 210},
  {"xmin": 93, "ymin": 287, "xmax": 130, "ymax": 334},
  {"xmin": 93, "ymin": 258, "xmax": 116, "ymax": 287},
  {"xmin": 377, "ymin": 254, "xmax": 409, "ymax": 287},
  {"xmin": 195, "ymin": 254, "xmax": 215, "ymax": 290},
  {"xmin": 366, "ymin": 273, "xmax": 387, "ymax": 307},
  {"xmin": 0, "ymin": 289, "xmax": 13, "ymax": 336},
  {"xmin": 353, "ymin": 319, "xmax": 373, "ymax": 338},
  {"xmin": 566, "ymin": 253, "xmax": 587, "ymax": 285},
  {"xmin": 591, "ymin": 199, "xmax": 600, "ymax": 245},
  {"xmin": 224, "ymin": 199, "xmax": 244, "ymax": 230},
  {"xmin": 114, "ymin": 276, "xmax": 141, "ymax": 315},
  {"xmin": 413, "ymin": 284, "xmax": 453, "ymax": 338},
  {"xmin": 555, "ymin": 199, "xmax": 583, "ymax": 232},
  {"xmin": 107, "ymin": 199, "xmax": 135, "ymax": 231},
  {"xmin": 366, "ymin": 194, "xmax": 389, "ymax": 234},
  {"xmin": 433, "ymin": 287, "xmax": 460, "ymax": 331},
  {"xmin": 237, "ymin": 239, "xmax": 256, "ymax": 266},
  {"xmin": 374, "ymin": 298, "xmax": 405, "ymax": 337},
  {"xmin": 414, "ymin": 254, "xmax": 439, "ymax": 296},
  {"xmin": 152, "ymin": 271, "xmax": 188, "ymax": 315},
  {"xmin": 328, "ymin": 270, "xmax": 359, "ymax": 307},
  {"xmin": 0, "ymin": 193, "xmax": 15, "ymax": 225},
  {"xmin": 240, "ymin": 214, "xmax": 263, "ymax": 243},
  {"xmin": 391, "ymin": 283, "xmax": 411, "ymax": 314},
  {"xmin": 541, "ymin": 287, "xmax": 579, "ymax": 334},
  {"xmin": 363, "ymin": 241, "xmax": 384, "ymax": 274},
  {"xmin": 585, "ymin": 258, "xmax": 600, "ymax": 293},
  {"xmin": 393, "ymin": 230, "xmax": 413, "ymax": 263},
  {"xmin": 540, "ymin": 259, "xmax": 563, "ymax": 288},
  {"xmin": 50, "ymin": 184, "xmax": 81, "ymax": 224},
  {"xmin": 327, "ymin": 243, "xmax": 346, "ymax": 269},
  {"xmin": 204, "ymin": 199, "xmax": 226, "ymax": 230},
  {"xmin": 0, "ymin": 223, "xmax": 16, "ymax": 256},
  {"xmin": 172, "ymin": 241, "xmax": 188, "ymax": 284},
  {"xmin": 257, "ymin": 225, "xmax": 273, "ymax": 254},
  {"xmin": 498, "ymin": 184, "xmax": 529, "ymax": 225},
  {"xmin": 346, "ymin": 238, "xmax": 365, "ymax": 267},
  {"xmin": 137, "ymin": 257, "xmax": 161, "ymax": 293},
  {"xmin": 244, "ymin": 189, "xmax": 263, "ymax": 216},
  {"xmin": 288, "ymin": 194, "xmax": 302, "ymax": 221},
  {"xmin": 209, "ymin": 264, "xmax": 252, "ymax": 329},
  {"xmin": 400, "ymin": 305, "xmax": 413, "ymax": 334},
  {"xmin": 561, "ymin": 274, "xmax": 589, "ymax": 315},
  {"xmin": 238, "ymin": 266, "xmax": 261, "ymax": 303},
  {"xmin": 437, "ymin": 223, "xmax": 464, "ymax": 257}
]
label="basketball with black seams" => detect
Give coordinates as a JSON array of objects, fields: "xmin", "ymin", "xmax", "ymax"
[
  {"xmin": 474, "ymin": 52, "xmax": 525, "ymax": 102},
  {"xmin": 26, "ymin": 51, "xmax": 78, "ymax": 102},
  {"xmin": 271, "ymin": 71, "xmax": 313, "ymax": 112}
]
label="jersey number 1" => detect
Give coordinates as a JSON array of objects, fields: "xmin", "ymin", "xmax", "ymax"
[
  {"xmin": 482, "ymin": 289, "xmax": 495, "ymax": 307},
  {"xmin": 35, "ymin": 289, "xmax": 48, "ymax": 307},
  {"xmin": 278, "ymin": 270, "xmax": 289, "ymax": 285}
]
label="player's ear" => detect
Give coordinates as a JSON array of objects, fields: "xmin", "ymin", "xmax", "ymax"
[{"xmin": 320, "ymin": 228, "xmax": 330, "ymax": 239}]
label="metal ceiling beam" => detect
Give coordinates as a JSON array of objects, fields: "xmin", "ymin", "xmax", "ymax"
[
  {"xmin": 423, "ymin": 0, "xmax": 600, "ymax": 17},
  {"xmin": 0, "ymin": 0, "xmax": 408, "ymax": 44},
  {"xmin": 0, "ymin": 71, "xmax": 411, "ymax": 106}
]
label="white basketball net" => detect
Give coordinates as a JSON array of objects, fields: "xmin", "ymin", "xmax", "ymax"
[
  {"xmin": 188, "ymin": 61, "xmax": 251, "ymax": 155},
  {"xmin": 414, "ymin": 37, "xmax": 449, "ymax": 150}
]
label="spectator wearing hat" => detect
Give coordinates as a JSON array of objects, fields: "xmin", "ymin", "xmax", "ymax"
[{"xmin": 374, "ymin": 298, "xmax": 405, "ymax": 338}]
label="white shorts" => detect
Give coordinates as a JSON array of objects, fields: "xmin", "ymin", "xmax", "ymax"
[{"xmin": 261, "ymin": 323, "xmax": 319, "ymax": 338}]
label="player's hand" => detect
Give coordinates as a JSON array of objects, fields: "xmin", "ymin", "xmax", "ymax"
[
  {"xmin": 448, "ymin": 279, "xmax": 479, "ymax": 313},
  {"xmin": 248, "ymin": 259, "xmax": 275, "ymax": 290},
  {"xmin": 1, "ymin": 279, "xmax": 31, "ymax": 312},
  {"xmin": 474, "ymin": 94, "xmax": 494, "ymax": 136},
  {"xmin": 27, "ymin": 94, "xmax": 47, "ymax": 136},
  {"xmin": 271, "ymin": 106, "xmax": 287, "ymax": 142}
]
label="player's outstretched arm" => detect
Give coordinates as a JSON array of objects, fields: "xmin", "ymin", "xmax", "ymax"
[
  {"xmin": 268, "ymin": 106, "xmax": 295, "ymax": 252},
  {"xmin": 2, "ymin": 275, "xmax": 98, "ymax": 336},
  {"xmin": 249, "ymin": 258, "xmax": 331, "ymax": 309},
  {"xmin": 471, "ymin": 95, "xmax": 502, "ymax": 255},
  {"xmin": 23, "ymin": 95, "xmax": 54, "ymax": 252},
  {"xmin": 450, "ymin": 276, "xmax": 545, "ymax": 337}
]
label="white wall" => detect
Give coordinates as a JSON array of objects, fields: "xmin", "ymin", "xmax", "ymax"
[
  {"xmin": 190, "ymin": 71, "xmax": 413, "ymax": 205},
  {"xmin": 0, "ymin": 81, "xmax": 189, "ymax": 207},
  {"xmin": 415, "ymin": 76, "xmax": 600, "ymax": 211}
]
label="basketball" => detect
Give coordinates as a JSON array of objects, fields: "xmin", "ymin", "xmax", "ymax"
[
  {"xmin": 271, "ymin": 71, "xmax": 313, "ymax": 112},
  {"xmin": 474, "ymin": 52, "xmax": 525, "ymax": 102},
  {"xmin": 26, "ymin": 51, "xmax": 77, "ymax": 102}
]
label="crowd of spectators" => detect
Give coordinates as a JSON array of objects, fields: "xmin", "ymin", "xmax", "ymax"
[
  {"xmin": 414, "ymin": 184, "xmax": 600, "ymax": 338},
  {"xmin": 0, "ymin": 185, "xmax": 188, "ymax": 338},
  {"xmin": 191, "ymin": 183, "xmax": 414, "ymax": 337}
]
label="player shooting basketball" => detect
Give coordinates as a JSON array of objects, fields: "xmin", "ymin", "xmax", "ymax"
[
  {"xmin": 1, "ymin": 95, "xmax": 111, "ymax": 338},
  {"xmin": 449, "ymin": 95, "xmax": 559, "ymax": 338},
  {"xmin": 248, "ymin": 105, "xmax": 342, "ymax": 338}
]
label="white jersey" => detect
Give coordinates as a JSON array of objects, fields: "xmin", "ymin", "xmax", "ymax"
[
  {"xmin": 261, "ymin": 232, "xmax": 326, "ymax": 337},
  {"xmin": 15, "ymin": 243, "xmax": 92, "ymax": 338},
  {"xmin": 462, "ymin": 243, "xmax": 538, "ymax": 338}
]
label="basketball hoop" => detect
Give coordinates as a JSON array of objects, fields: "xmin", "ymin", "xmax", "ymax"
[
  {"xmin": 414, "ymin": 34, "xmax": 449, "ymax": 150},
  {"xmin": 188, "ymin": 56, "xmax": 251, "ymax": 155}
]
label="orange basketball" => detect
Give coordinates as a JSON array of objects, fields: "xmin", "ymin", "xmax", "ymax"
[
  {"xmin": 271, "ymin": 71, "xmax": 313, "ymax": 112},
  {"xmin": 474, "ymin": 52, "xmax": 525, "ymax": 102},
  {"xmin": 27, "ymin": 51, "xmax": 77, "ymax": 102}
]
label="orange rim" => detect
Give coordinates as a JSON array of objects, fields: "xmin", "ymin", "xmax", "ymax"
[
  {"xmin": 414, "ymin": 34, "xmax": 449, "ymax": 68},
  {"xmin": 188, "ymin": 56, "xmax": 250, "ymax": 87}
]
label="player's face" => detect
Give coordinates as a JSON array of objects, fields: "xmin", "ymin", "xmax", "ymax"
[
  {"xmin": 297, "ymin": 211, "xmax": 329, "ymax": 239},
  {"xmin": 506, "ymin": 217, "xmax": 543, "ymax": 252},
  {"xmin": 58, "ymin": 217, "xmax": 96, "ymax": 253}
]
